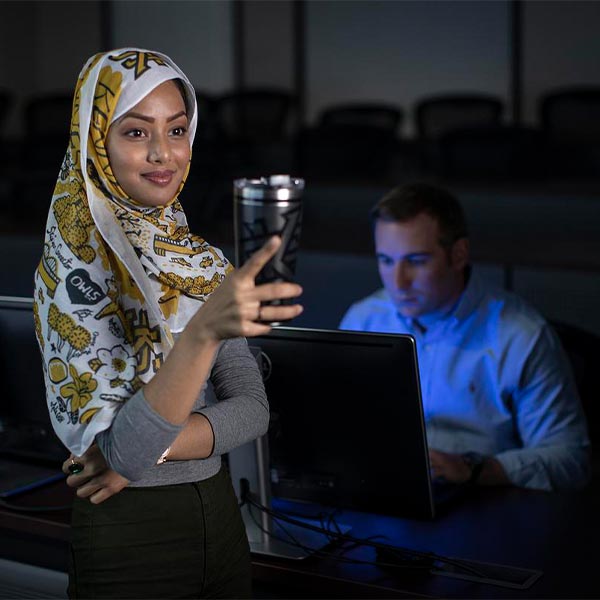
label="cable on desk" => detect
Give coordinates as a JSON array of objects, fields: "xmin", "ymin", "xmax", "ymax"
[
  {"xmin": 241, "ymin": 483, "xmax": 376, "ymax": 560},
  {"xmin": 246, "ymin": 498, "xmax": 432, "ymax": 573},
  {"xmin": 243, "ymin": 490, "xmax": 482, "ymax": 577},
  {"xmin": 239, "ymin": 478, "xmax": 344, "ymax": 529},
  {"xmin": 246, "ymin": 495, "xmax": 430, "ymax": 570},
  {"xmin": 248, "ymin": 500, "xmax": 387, "ymax": 564}
]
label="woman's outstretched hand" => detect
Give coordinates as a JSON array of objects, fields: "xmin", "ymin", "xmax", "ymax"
[
  {"xmin": 143, "ymin": 236, "xmax": 302, "ymax": 425},
  {"xmin": 190, "ymin": 236, "xmax": 303, "ymax": 341}
]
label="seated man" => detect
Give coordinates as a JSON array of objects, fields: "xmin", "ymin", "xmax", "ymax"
[{"xmin": 340, "ymin": 182, "xmax": 590, "ymax": 491}]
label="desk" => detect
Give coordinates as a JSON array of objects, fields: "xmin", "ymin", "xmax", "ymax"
[
  {"xmin": 251, "ymin": 487, "xmax": 600, "ymax": 598},
  {"xmin": 1, "ymin": 480, "xmax": 598, "ymax": 598},
  {"xmin": 0, "ymin": 478, "xmax": 72, "ymax": 574}
]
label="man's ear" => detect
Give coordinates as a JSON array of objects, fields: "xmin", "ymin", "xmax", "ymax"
[{"xmin": 451, "ymin": 238, "xmax": 470, "ymax": 270}]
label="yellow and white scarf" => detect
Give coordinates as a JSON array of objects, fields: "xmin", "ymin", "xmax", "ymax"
[{"xmin": 33, "ymin": 48, "xmax": 232, "ymax": 455}]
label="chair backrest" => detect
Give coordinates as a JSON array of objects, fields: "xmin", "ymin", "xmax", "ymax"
[
  {"xmin": 415, "ymin": 94, "xmax": 504, "ymax": 140},
  {"xmin": 22, "ymin": 93, "xmax": 73, "ymax": 168},
  {"xmin": 0, "ymin": 89, "xmax": 14, "ymax": 135},
  {"xmin": 194, "ymin": 89, "xmax": 217, "ymax": 141},
  {"xmin": 550, "ymin": 320, "xmax": 600, "ymax": 444},
  {"xmin": 540, "ymin": 87, "xmax": 600, "ymax": 145},
  {"xmin": 318, "ymin": 102, "xmax": 403, "ymax": 135},
  {"xmin": 25, "ymin": 92, "xmax": 73, "ymax": 138},
  {"xmin": 213, "ymin": 88, "xmax": 296, "ymax": 142},
  {"xmin": 439, "ymin": 125, "xmax": 543, "ymax": 180}
]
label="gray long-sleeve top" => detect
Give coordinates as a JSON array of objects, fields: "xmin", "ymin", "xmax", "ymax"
[{"xmin": 96, "ymin": 337, "xmax": 268, "ymax": 485}]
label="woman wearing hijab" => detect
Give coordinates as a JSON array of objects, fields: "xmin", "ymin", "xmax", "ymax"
[{"xmin": 33, "ymin": 48, "xmax": 302, "ymax": 599}]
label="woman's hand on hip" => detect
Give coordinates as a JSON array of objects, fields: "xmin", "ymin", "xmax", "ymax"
[
  {"xmin": 62, "ymin": 443, "xmax": 130, "ymax": 504},
  {"xmin": 189, "ymin": 236, "xmax": 303, "ymax": 341}
]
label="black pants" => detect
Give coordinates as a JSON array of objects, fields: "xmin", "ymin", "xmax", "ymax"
[{"xmin": 68, "ymin": 467, "xmax": 252, "ymax": 599}]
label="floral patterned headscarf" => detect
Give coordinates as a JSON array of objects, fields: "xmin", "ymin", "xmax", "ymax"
[{"xmin": 33, "ymin": 48, "xmax": 232, "ymax": 455}]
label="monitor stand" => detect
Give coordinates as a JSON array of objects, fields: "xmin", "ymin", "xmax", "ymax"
[{"xmin": 228, "ymin": 435, "xmax": 351, "ymax": 560}]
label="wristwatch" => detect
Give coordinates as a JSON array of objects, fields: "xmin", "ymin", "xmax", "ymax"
[{"xmin": 461, "ymin": 452, "xmax": 485, "ymax": 485}]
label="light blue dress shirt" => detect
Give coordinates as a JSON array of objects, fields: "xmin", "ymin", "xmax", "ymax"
[{"xmin": 340, "ymin": 269, "xmax": 590, "ymax": 491}]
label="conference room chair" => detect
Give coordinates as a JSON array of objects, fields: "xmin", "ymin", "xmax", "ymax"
[
  {"xmin": 195, "ymin": 87, "xmax": 297, "ymax": 222},
  {"xmin": 297, "ymin": 101, "xmax": 405, "ymax": 182},
  {"xmin": 5, "ymin": 92, "xmax": 73, "ymax": 226},
  {"xmin": 213, "ymin": 88, "xmax": 296, "ymax": 142},
  {"xmin": 182, "ymin": 89, "xmax": 222, "ymax": 228},
  {"xmin": 539, "ymin": 86, "xmax": 600, "ymax": 177},
  {"xmin": 209, "ymin": 87, "xmax": 297, "ymax": 183},
  {"xmin": 0, "ymin": 88, "xmax": 14, "ymax": 135},
  {"xmin": 438, "ymin": 125, "xmax": 543, "ymax": 181},
  {"xmin": 23, "ymin": 92, "xmax": 73, "ymax": 164},
  {"xmin": 414, "ymin": 93, "xmax": 504, "ymax": 175},
  {"xmin": 0, "ymin": 88, "xmax": 15, "ymax": 188},
  {"xmin": 319, "ymin": 102, "xmax": 403, "ymax": 132},
  {"xmin": 550, "ymin": 320, "xmax": 600, "ymax": 476},
  {"xmin": 188, "ymin": 90, "xmax": 218, "ymax": 176},
  {"xmin": 0, "ymin": 89, "xmax": 15, "ymax": 206},
  {"xmin": 194, "ymin": 89, "xmax": 218, "ymax": 142},
  {"xmin": 212, "ymin": 87, "xmax": 296, "ymax": 149}
]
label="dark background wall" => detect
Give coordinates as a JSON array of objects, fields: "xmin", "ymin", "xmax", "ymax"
[
  {"xmin": 0, "ymin": 0, "xmax": 599, "ymax": 336},
  {"xmin": 2, "ymin": 1, "xmax": 600, "ymax": 135}
]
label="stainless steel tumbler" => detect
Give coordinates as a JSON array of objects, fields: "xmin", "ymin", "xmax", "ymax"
[{"xmin": 234, "ymin": 175, "xmax": 304, "ymax": 312}]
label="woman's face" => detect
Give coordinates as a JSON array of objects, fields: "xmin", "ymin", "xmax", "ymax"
[{"xmin": 106, "ymin": 79, "xmax": 191, "ymax": 207}]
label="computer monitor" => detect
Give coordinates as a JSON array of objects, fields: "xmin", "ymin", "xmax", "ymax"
[{"xmin": 242, "ymin": 326, "xmax": 434, "ymax": 521}]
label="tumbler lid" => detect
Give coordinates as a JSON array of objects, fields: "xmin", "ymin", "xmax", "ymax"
[{"xmin": 233, "ymin": 175, "xmax": 305, "ymax": 201}]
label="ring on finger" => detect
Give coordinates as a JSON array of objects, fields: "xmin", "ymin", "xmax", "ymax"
[{"xmin": 68, "ymin": 458, "xmax": 84, "ymax": 475}]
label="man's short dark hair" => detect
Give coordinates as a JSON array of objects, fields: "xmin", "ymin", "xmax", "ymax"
[{"xmin": 370, "ymin": 182, "xmax": 468, "ymax": 248}]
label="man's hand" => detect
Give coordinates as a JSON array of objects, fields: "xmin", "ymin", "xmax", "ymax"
[
  {"xmin": 62, "ymin": 443, "xmax": 130, "ymax": 504},
  {"xmin": 428, "ymin": 449, "xmax": 472, "ymax": 484},
  {"xmin": 429, "ymin": 448, "xmax": 511, "ymax": 486}
]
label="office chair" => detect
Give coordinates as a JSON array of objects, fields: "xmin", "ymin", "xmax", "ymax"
[
  {"xmin": 23, "ymin": 92, "xmax": 73, "ymax": 165},
  {"xmin": 12, "ymin": 93, "xmax": 73, "ymax": 224},
  {"xmin": 0, "ymin": 88, "xmax": 15, "ymax": 171},
  {"xmin": 0, "ymin": 89, "xmax": 14, "ymax": 134},
  {"xmin": 194, "ymin": 89, "xmax": 217, "ymax": 142},
  {"xmin": 415, "ymin": 93, "xmax": 504, "ymax": 140},
  {"xmin": 213, "ymin": 88, "xmax": 296, "ymax": 144},
  {"xmin": 211, "ymin": 87, "xmax": 297, "ymax": 178},
  {"xmin": 0, "ymin": 89, "xmax": 16, "ymax": 217},
  {"xmin": 201, "ymin": 88, "xmax": 297, "ymax": 222},
  {"xmin": 539, "ymin": 87, "xmax": 600, "ymax": 176},
  {"xmin": 414, "ymin": 93, "xmax": 504, "ymax": 175},
  {"xmin": 298, "ymin": 102, "xmax": 404, "ymax": 182},
  {"xmin": 439, "ymin": 125, "xmax": 543, "ymax": 180},
  {"xmin": 182, "ymin": 90, "xmax": 220, "ymax": 229},
  {"xmin": 550, "ymin": 320, "xmax": 600, "ymax": 449},
  {"xmin": 319, "ymin": 102, "xmax": 403, "ymax": 134}
]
